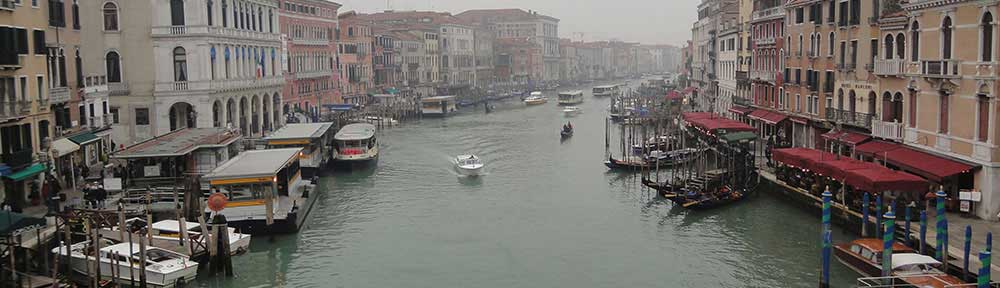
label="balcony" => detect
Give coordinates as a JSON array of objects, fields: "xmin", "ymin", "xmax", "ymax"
[
  {"xmin": 48, "ymin": 87, "xmax": 70, "ymax": 104},
  {"xmin": 151, "ymin": 25, "xmax": 281, "ymax": 42},
  {"xmin": 825, "ymin": 107, "xmax": 873, "ymax": 128},
  {"xmin": 874, "ymin": 59, "xmax": 906, "ymax": 76},
  {"xmin": 2, "ymin": 150, "xmax": 33, "ymax": 170},
  {"xmin": 836, "ymin": 63, "xmax": 857, "ymax": 71},
  {"xmin": 871, "ymin": 120, "xmax": 904, "ymax": 142},
  {"xmin": 294, "ymin": 70, "xmax": 333, "ymax": 79},
  {"xmin": 752, "ymin": 6, "xmax": 785, "ymax": 22},
  {"xmin": 155, "ymin": 76, "xmax": 284, "ymax": 93},
  {"xmin": 750, "ymin": 70, "xmax": 775, "ymax": 82},
  {"xmin": 0, "ymin": 55, "xmax": 23, "ymax": 70},
  {"xmin": 0, "ymin": 0, "xmax": 13, "ymax": 10},
  {"xmin": 921, "ymin": 60, "xmax": 960, "ymax": 78},
  {"xmin": 291, "ymin": 38, "xmax": 330, "ymax": 46},
  {"xmin": 755, "ymin": 37, "xmax": 777, "ymax": 46},
  {"xmin": 0, "ymin": 100, "xmax": 31, "ymax": 121},
  {"xmin": 733, "ymin": 96, "xmax": 752, "ymax": 107},
  {"xmin": 87, "ymin": 115, "xmax": 112, "ymax": 130}
]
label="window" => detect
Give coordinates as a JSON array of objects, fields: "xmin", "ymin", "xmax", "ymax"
[
  {"xmin": 939, "ymin": 93, "xmax": 949, "ymax": 133},
  {"xmin": 18, "ymin": 77, "xmax": 26, "ymax": 101},
  {"xmin": 983, "ymin": 13, "xmax": 994, "ymax": 62},
  {"xmin": 871, "ymin": 39, "xmax": 879, "ymax": 63},
  {"xmin": 173, "ymin": 47, "xmax": 187, "ymax": 81},
  {"xmin": 14, "ymin": 28, "xmax": 27, "ymax": 55},
  {"xmin": 33, "ymin": 30, "xmax": 45, "ymax": 55},
  {"xmin": 74, "ymin": 48, "xmax": 82, "ymax": 85},
  {"xmin": 110, "ymin": 107, "xmax": 119, "ymax": 124},
  {"xmin": 48, "ymin": 0, "xmax": 65, "ymax": 27},
  {"xmin": 796, "ymin": 7, "xmax": 804, "ymax": 24},
  {"xmin": 72, "ymin": 0, "xmax": 79, "ymax": 29},
  {"xmin": 885, "ymin": 34, "xmax": 894, "ymax": 60},
  {"xmin": 828, "ymin": 32, "xmax": 835, "ymax": 56},
  {"xmin": 135, "ymin": 108, "xmax": 149, "ymax": 125},
  {"xmin": 207, "ymin": 0, "xmax": 213, "ymax": 26},
  {"xmin": 896, "ymin": 34, "xmax": 905, "ymax": 60},
  {"xmin": 828, "ymin": 1, "xmax": 835, "ymax": 23},
  {"xmin": 222, "ymin": 0, "xmax": 228, "ymax": 27},
  {"xmin": 36, "ymin": 76, "xmax": 43, "ymax": 101},
  {"xmin": 911, "ymin": 22, "xmax": 920, "ymax": 61},
  {"xmin": 943, "ymin": 17, "xmax": 953, "ymax": 59},
  {"xmin": 850, "ymin": 40, "xmax": 858, "ymax": 66},
  {"xmin": 171, "ymin": 0, "xmax": 185, "ymax": 26},
  {"xmin": 79, "ymin": 105, "xmax": 86, "ymax": 125},
  {"xmin": 909, "ymin": 91, "xmax": 916, "ymax": 127},
  {"xmin": 106, "ymin": 51, "xmax": 121, "ymax": 83},
  {"xmin": 103, "ymin": 2, "xmax": 118, "ymax": 31}
]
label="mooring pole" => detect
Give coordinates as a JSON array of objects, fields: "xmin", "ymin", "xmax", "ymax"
[
  {"xmin": 919, "ymin": 211, "xmax": 927, "ymax": 255},
  {"xmin": 875, "ymin": 195, "xmax": 883, "ymax": 239},
  {"xmin": 862, "ymin": 193, "xmax": 870, "ymax": 238},
  {"xmin": 965, "ymin": 225, "xmax": 972, "ymax": 282},
  {"xmin": 936, "ymin": 189, "xmax": 947, "ymax": 261},
  {"xmin": 904, "ymin": 205, "xmax": 912, "ymax": 245},
  {"xmin": 820, "ymin": 188, "xmax": 832, "ymax": 288},
  {"xmin": 882, "ymin": 208, "xmax": 896, "ymax": 279}
]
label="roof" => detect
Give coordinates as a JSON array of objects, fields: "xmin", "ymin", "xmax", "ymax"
[
  {"xmin": 594, "ymin": 85, "xmax": 620, "ymax": 89},
  {"xmin": 203, "ymin": 148, "xmax": 302, "ymax": 181},
  {"xmin": 558, "ymin": 90, "xmax": 583, "ymax": 95},
  {"xmin": 68, "ymin": 132, "xmax": 99, "ymax": 145},
  {"xmin": 422, "ymin": 95, "xmax": 456, "ymax": 102},
  {"xmin": 51, "ymin": 138, "xmax": 80, "ymax": 157},
  {"xmin": 264, "ymin": 123, "xmax": 334, "ymax": 141},
  {"xmin": 456, "ymin": 9, "xmax": 558, "ymax": 23},
  {"xmin": 151, "ymin": 220, "xmax": 200, "ymax": 232},
  {"xmin": 892, "ymin": 253, "xmax": 941, "ymax": 270},
  {"xmin": 774, "ymin": 147, "xmax": 928, "ymax": 193},
  {"xmin": 114, "ymin": 128, "xmax": 241, "ymax": 159},
  {"xmin": 682, "ymin": 112, "xmax": 756, "ymax": 133},
  {"xmin": 334, "ymin": 123, "xmax": 377, "ymax": 141},
  {"xmin": 719, "ymin": 131, "xmax": 757, "ymax": 144},
  {"xmin": 822, "ymin": 130, "xmax": 871, "ymax": 146}
]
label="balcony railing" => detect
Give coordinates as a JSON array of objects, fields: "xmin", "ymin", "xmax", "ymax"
[
  {"xmin": 295, "ymin": 70, "xmax": 333, "ymax": 79},
  {"xmin": 921, "ymin": 59, "xmax": 960, "ymax": 78},
  {"xmin": 825, "ymin": 107, "xmax": 873, "ymax": 128},
  {"xmin": 0, "ymin": 55, "xmax": 23, "ymax": 69},
  {"xmin": 0, "ymin": 0, "xmax": 13, "ymax": 10},
  {"xmin": 108, "ymin": 82, "xmax": 129, "ymax": 96},
  {"xmin": 752, "ymin": 6, "xmax": 785, "ymax": 22},
  {"xmin": 750, "ymin": 70, "xmax": 775, "ymax": 82},
  {"xmin": 0, "ymin": 100, "xmax": 32, "ymax": 120},
  {"xmin": 155, "ymin": 76, "xmax": 284, "ymax": 93},
  {"xmin": 151, "ymin": 25, "xmax": 281, "ymax": 42},
  {"xmin": 755, "ymin": 37, "xmax": 776, "ymax": 46},
  {"xmin": 87, "ymin": 115, "xmax": 112, "ymax": 129},
  {"xmin": 874, "ymin": 59, "xmax": 906, "ymax": 76},
  {"xmin": 733, "ymin": 96, "xmax": 752, "ymax": 107},
  {"xmin": 49, "ymin": 87, "xmax": 70, "ymax": 104},
  {"xmin": 291, "ymin": 38, "xmax": 331, "ymax": 46},
  {"xmin": 2, "ymin": 150, "xmax": 33, "ymax": 170},
  {"xmin": 871, "ymin": 120, "xmax": 904, "ymax": 141}
]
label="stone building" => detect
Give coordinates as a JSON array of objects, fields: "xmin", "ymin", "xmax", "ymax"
[{"xmin": 279, "ymin": 0, "xmax": 340, "ymax": 122}]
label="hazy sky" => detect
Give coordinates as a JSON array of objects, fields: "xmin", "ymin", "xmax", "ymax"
[{"xmin": 336, "ymin": 0, "xmax": 698, "ymax": 46}]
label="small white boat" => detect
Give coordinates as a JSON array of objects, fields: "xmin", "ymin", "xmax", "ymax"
[
  {"xmin": 364, "ymin": 116, "xmax": 399, "ymax": 126},
  {"xmin": 102, "ymin": 218, "xmax": 252, "ymax": 256},
  {"xmin": 563, "ymin": 106, "xmax": 583, "ymax": 116},
  {"xmin": 455, "ymin": 154, "xmax": 484, "ymax": 176},
  {"xmin": 524, "ymin": 92, "xmax": 547, "ymax": 105},
  {"xmin": 53, "ymin": 240, "xmax": 198, "ymax": 288}
]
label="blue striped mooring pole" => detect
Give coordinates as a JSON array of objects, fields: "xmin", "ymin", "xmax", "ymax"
[
  {"xmin": 919, "ymin": 211, "xmax": 927, "ymax": 255},
  {"xmin": 862, "ymin": 193, "xmax": 870, "ymax": 237},
  {"xmin": 904, "ymin": 205, "xmax": 912, "ymax": 245},
  {"xmin": 876, "ymin": 195, "xmax": 883, "ymax": 239},
  {"xmin": 936, "ymin": 189, "xmax": 947, "ymax": 261},
  {"xmin": 820, "ymin": 189, "xmax": 832, "ymax": 288},
  {"xmin": 882, "ymin": 208, "xmax": 896, "ymax": 278},
  {"xmin": 965, "ymin": 225, "xmax": 972, "ymax": 282}
]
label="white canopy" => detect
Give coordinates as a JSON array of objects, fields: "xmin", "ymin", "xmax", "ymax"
[
  {"xmin": 892, "ymin": 253, "xmax": 942, "ymax": 270},
  {"xmin": 51, "ymin": 138, "xmax": 80, "ymax": 157}
]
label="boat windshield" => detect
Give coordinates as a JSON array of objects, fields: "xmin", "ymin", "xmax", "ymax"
[{"xmin": 461, "ymin": 157, "xmax": 481, "ymax": 166}]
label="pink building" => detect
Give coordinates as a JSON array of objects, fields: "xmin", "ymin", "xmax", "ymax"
[{"xmin": 279, "ymin": 0, "xmax": 341, "ymax": 122}]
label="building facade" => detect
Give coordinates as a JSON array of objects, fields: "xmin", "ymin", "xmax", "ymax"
[
  {"xmin": 456, "ymin": 9, "xmax": 560, "ymax": 82},
  {"xmin": 279, "ymin": 0, "xmax": 340, "ymax": 123},
  {"xmin": 747, "ymin": 0, "xmax": 785, "ymax": 138},
  {"xmin": 337, "ymin": 11, "xmax": 372, "ymax": 105}
]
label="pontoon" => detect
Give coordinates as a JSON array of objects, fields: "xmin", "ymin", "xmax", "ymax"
[
  {"xmin": 264, "ymin": 123, "xmax": 335, "ymax": 177},
  {"xmin": 592, "ymin": 84, "xmax": 621, "ymax": 97}
]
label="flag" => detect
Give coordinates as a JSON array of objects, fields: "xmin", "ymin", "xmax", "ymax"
[{"xmin": 256, "ymin": 55, "xmax": 264, "ymax": 79}]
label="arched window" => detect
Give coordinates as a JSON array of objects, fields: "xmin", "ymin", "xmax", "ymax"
[
  {"xmin": 911, "ymin": 21, "xmax": 920, "ymax": 61},
  {"xmin": 896, "ymin": 34, "xmax": 905, "ymax": 60},
  {"xmin": 103, "ymin": 2, "xmax": 118, "ymax": 31},
  {"xmin": 221, "ymin": 0, "xmax": 228, "ymax": 27},
  {"xmin": 882, "ymin": 91, "xmax": 892, "ymax": 121},
  {"xmin": 848, "ymin": 90, "xmax": 857, "ymax": 114},
  {"xmin": 983, "ymin": 12, "xmax": 994, "ymax": 62},
  {"xmin": 943, "ymin": 16, "xmax": 953, "ymax": 59},
  {"xmin": 173, "ymin": 47, "xmax": 187, "ymax": 81},
  {"xmin": 885, "ymin": 34, "xmax": 894, "ymax": 60},
  {"xmin": 828, "ymin": 31, "xmax": 835, "ymax": 56},
  {"xmin": 978, "ymin": 91, "xmax": 990, "ymax": 141},
  {"xmin": 72, "ymin": 0, "xmax": 79, "ymax": 29},
  {"xmin": 171, "ymin": 0, "xmax": 185, "ymax": 26},
  {"xmin": 868, "ymin": 91, "xmax": 877, "ymax": 117},
  {"xmin": 798, "ymin": 34, "xmax": 803, "ymax": 55},
  {"xmin": 106, "ymin": 51, "xmax": 121, "ymax": 83},
  {"xmin": 817, "ymin": 33, "xmax": 822, "ymax": 56}
]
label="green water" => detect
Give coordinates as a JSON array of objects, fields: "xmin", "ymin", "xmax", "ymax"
[{"xmin": 194, "ymin": 83, "xmax": 862, "ymax": 288}]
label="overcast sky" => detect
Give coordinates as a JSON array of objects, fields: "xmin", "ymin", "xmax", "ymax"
[{"xmin": 335, "ymin": 0, "xmax": 698, "ymax": 46}]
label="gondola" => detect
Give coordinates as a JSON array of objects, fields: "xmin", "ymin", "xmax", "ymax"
[
  {"xmin": 642, "ymin": 172, "xmax": 759, "ymax": 210},
  {"xmin": 604, "ymin": 155, "xmax": 652, "ymax": 170}
]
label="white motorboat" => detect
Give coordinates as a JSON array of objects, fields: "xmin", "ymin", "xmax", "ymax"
[
  {"xmin": 101, "ymin": 218, "xmax": 252, "ymax": 256},
  {"xmin": 524, "ymin": 92, "xmax": 548, "ymax": 105},
  {"xmin": 563, "ymin": 106, "xmax": 583, "ymax": 116},
  {"xmin": 363, "ymin": 116, "xmax": 399, "ymax": 126},
  {"xmin": 53, "ymin": 240, "xmax": 198, "ymax": 288},
  {"xmin": 455, "ymin": 155, "xmax": 484, "ymax": 176}
]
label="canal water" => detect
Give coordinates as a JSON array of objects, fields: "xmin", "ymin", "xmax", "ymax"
[{"xmin": 195, "ymin": 83, "xmax": 862, "ymax": 287}]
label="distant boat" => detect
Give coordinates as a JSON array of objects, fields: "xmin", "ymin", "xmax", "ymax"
[
  {"xmin": 524, "ymin": 93, "xmax": 548, "ymax": 105},
  {"xmin": 561, "ymin": 125, "xmax": 574, "ymax": 139},
  {"xmin": 563, "ymin": 106, "xmax": 582, "ymax": 116},
  {"xmin": 557, "ymin": 90, "xmax": 584, "ymax": 105},
  {"xmin": 455, "ymin": 154, "xmax": 484, "ymax": 176}
]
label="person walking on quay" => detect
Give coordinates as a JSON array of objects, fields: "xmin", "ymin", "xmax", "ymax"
[{"xmin": 765, "ymin": 135, "xmax": 775, "ymax": 168}]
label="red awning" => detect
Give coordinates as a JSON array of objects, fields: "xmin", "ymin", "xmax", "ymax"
[
  {"xmin": 855, "ymin": 140, "xmax": 902, "ymax": 156},
  {"xmin": 813, "ymin": 158, "xmax": 872, "ymax": 180},
  {"xmin": 728, "ymin": 106, "xmax": 754, "ymax": 115},
  {"xmin": 682, "ymin": 112, "xmax": 755, "ymax": 133},
  {"xmin": 882, "ymin": 146, "xmax": 978, "ymax": 182},
  {"xmin": 844, "ymin": 168, "xmax": 928, "ymax": 194},
  {"xmin": 822, "ymin": 130, "xmax": 871, "ymax": 146},
  {"xmin": 790, "ymin": 116, "xmax": 809, "ymax": 125},
  {"xmin": 665, "ymin": 91, "xmax": 683, "ymax": 100},
  {"xmin": 748, "ymin": 109, "xmax": 788, "ymax": 125},
  {"xmin": 772, "ymin": 148, "xmax": 838, "ymax": 171}
]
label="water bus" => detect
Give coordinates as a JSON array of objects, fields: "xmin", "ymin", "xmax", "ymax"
[
  {"xmin": 592, "ymin": 84, "xmax": 622, "ymax": 97},
  {"xmin": 334, "ymin": 123, "xmax": 379, "ymax": 164},
  {"xmin": 202, "ymin": 148, "xmax": 318, "ymax": 234},
  {"xmin": 421, "ymin": 95, "xmax": 458, "ymax": 117},
  {"xmin": 557, "ymin": 90, "xmax": 584, "ymax": 105},
  {"xmin": 264, "ymin": 122, "xmax": 335, "ymax": 177}
]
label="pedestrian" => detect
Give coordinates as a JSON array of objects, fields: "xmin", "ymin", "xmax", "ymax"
[
  {"xmin": 81, "ymin": 165, "xmax": 90, "ymax": 180},
  {"xmin": 96, "ymin": 184, "xmax": 107, "ymax": 209}
]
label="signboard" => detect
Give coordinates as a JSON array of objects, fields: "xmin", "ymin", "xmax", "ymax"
[
  {"xmin": 103, "ymin": 177, "xmax": 122, "ymax": 192},
  {"xmin": 959, "ymin": 190, "xmax": 982, "ymax": 202},
  {"xmin": 143, "ymin": 165, "xmax": 161, "ymax": 177},
  {"xmin": 960, "ymin": 200, "xmax": 971, "ymax": 212}
]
